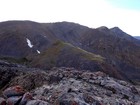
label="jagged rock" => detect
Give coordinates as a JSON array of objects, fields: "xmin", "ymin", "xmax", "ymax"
[
  {"xmin": 3, "ymin": 86, "xmax": 26, "ymax": 98},
  {"xmin": 0, "ymin": 67, "xmax": 140, "ymax": 105},
  {"xmin": 31, "ymin": 67, "xmax": 140, "ymax": 105},
  {"xmin": 83, "ymin": 93, "xmax": 101, "ymax": 105},
  {"xmin": 7, "ymin": 96, "xmax": 22, "ymax": 105},
  {"xmin": 130, "ymin": 86, "xmax": 139, "ymax": 94},
  {"xmin": 9, "ymin": 71, "xmax": 48, "ymax": 91},
  {"xmin": 100, "ymin": 78, "xmax": 136, "ymax": 100},
  {"xmin": 19, "ymin": 92, "xmax": 33, "ymax": 105},
  {"xmin": 26, "ymin": 100, "xmax": 49, "ymax": 105},
  {"xmin": 55, "ymin": 93, "xmax": 83, "ymax": 105},
  {"xmin": 0, "ymin": 97, "xmax": 6, "ymax": 105},
  {"xmin": 1, "ymin": 87, "xmax": 49, "ymax": 105}
]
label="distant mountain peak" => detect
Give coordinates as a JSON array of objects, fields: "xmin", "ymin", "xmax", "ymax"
[
  {"xmin": 110, "ymin": 27, "xmax": 124, "ymax": 33},
  {"xmin": 110, "ymin": 26, "xmax": 130, "ymax": 38},
  {"xmin": 111, "ymin": 26, "xmax": 121, "ymax": 30},
  {"xmin": 96, "ymin": 26, "xmax": 110, "ymax": 33},
  {"xmin": 97, "ymin": 26, "xmax": 109, "ymax": 30}
]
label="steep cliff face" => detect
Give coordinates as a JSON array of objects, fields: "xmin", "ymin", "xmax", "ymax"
[{"xmin": 0, "ymin": 21, "xmax": 140, "ymax": 83}]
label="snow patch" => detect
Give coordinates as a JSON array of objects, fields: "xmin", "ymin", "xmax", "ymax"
[
  {"xmin": 26, "ymin": 38, "xmax": 33, "ymax": 48},
  {"xmin": 37, "ymin": 50, "xmax": 40, "ymax": 54}
]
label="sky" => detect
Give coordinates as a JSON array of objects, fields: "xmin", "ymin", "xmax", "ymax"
[{"xmin": 0, "ymin": 0, "xmax": 140, "ymax": 36}]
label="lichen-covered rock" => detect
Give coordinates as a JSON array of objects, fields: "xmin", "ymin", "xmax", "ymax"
[
  {"xmin": 0, "ymin": 97, "xmax": 6, "ymax": 105},
  {"xmin": 19, "ymin": 92, "xmax": 33, "ymax": 105},
  {"xmin": 1, "ymin": 87, "xmax": 49, "ymax": 105},
  {"xmin": 7, "ymin": 96, "xmax": 22, "ymax": 105},
  {"xmin": 31, "ymin": 67, "xmax": 140, "ymax": 105},
  {"xmin": 100, "ymin": 78, "xmax": 133, "ymax": 99},
  {"xmin": 0, "ymin": 67, "xmax": 140, "ymax": 105},
  {"xmin": 9, "ymin": 71, "xmax": 48, "ymax": 91},
  {"xmin": 3, "ymin": 85, "xmax": 26, "ymax": 98},
  {"xmin": 26, "ymin": 100, "xmax": 49, "ymax": 105}
]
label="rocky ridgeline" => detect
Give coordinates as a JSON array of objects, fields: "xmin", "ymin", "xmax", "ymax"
[{"xmin": 0, "ymin": 67, "xmax": 140, "ymax": 105}]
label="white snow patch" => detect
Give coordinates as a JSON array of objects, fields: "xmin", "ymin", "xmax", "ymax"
[
  {"xmin": 37, "ymin": 50, "xmax": 40, "ymax": 54},
  {"xmin": 26, "ymin": 38, "xmax": 33, "ymax": 48}
]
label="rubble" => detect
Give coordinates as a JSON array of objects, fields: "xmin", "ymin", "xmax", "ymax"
[{"xmin": 0, "ymin": 67, "xmax": 140, "ymax": 105}]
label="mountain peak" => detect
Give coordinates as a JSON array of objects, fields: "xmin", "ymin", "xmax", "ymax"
[
  {"xmin": 96, "ymin": 26, "xmax": 110, "ymax": 33},
  {"xmin": 97, "ymin": 26, "xmax": 109, "ymax": 30},
  {"xmin": 110, "ymin": 27, "xmax": 124, "ymax": 33},
  {"xmin": 110, "ymin": 26, "xmax": 129, "ymax": 38}
]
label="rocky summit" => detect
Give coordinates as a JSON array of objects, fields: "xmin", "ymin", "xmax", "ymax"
[{"xmin": 0, "ymin": 61, "xmax": 140, "ymax": 105}]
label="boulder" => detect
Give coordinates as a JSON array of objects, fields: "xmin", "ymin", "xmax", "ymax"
[
  {"xmin": 7, "ymin": 96, "xmax": 22, "ymax": 105},
  {"xmin": 3, "ymin": 85, "xmax": 26, "ymax": 98},
  {"xmin": 26, "ymin": 100, "xmax": 49, "ymax": 105},
  {"xmin": 0, "ymin": 97, "xmax": 6, "ymax": 105},
  {"xmin": 19, "ymin": 92, "xmax": 33, "ymax": 105}
]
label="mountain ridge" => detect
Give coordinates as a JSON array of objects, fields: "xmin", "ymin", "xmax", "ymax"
[
  {"xmin": 134, "ymin": 36, "xmax": 140, "ymax": 40},
  {"xmin": 0, "ymin": 21, "xmax": 140, "ymax": 83}
]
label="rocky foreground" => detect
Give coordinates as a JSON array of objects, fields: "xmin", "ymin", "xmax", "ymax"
[{"xmin": 0, "ymin": 61, "xmax": 140, "ymax": 105}]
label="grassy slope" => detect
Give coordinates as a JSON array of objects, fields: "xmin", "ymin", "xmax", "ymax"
[{"xmin": 30, "ymin": 40, "xmax": 104, "ymax": 69}]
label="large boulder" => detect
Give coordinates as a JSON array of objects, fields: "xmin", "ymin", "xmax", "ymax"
[
  {"xmin": 3, "ymin": 85, "xmax": 26, "ymax": 98},
  {"xmin": 7, "ymin": 96, "xmax": 22, "ymax": 105},
  {"xmin": 0, "ymin": 97, "xmax": 6, "ymax": 105}
]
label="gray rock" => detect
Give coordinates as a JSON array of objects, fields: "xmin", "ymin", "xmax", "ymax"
[
  {"xmin": 100, "ymin": 78, "xmax": 134, "ymax": 99},
  {"xmin": 3, "ymin": 86, "xmax": 25, "ymax": 98},
  {"xmin": 19, "ymin": 92, "xmax": 33, "ymax": 105},
  {"xmin": 31, "ymin": 68, "xmax": 140, "ymax": 105},
  {"xmin": 0, "ymin": 97, "xmax": 6, "ymax": 105},
  {"xmin": 26, "ymin": 100, "xmax": 49, "ymax": 105},
  {"xmin": 7, "ymin": 96, "xmax": 22, "ymax": 105},
  {"xmin": 0, "ymin": 67, "xmax": 140, "ymax": 105}
]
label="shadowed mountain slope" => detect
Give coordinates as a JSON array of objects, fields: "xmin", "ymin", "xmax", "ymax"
[
  {"xmin": 0, "ymin": 21, "xmax": 140, "ymax": 83},
  {"xmin": 134, "ymin": 36, "xmax": 140, "ymax": 40}
]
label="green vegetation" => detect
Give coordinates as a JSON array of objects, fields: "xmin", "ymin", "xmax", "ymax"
[
  {"xmin": 31, "ymin": 40, "xmax": 105, "ymax": 69},
  {"xmin": 31, "ymin": 40, "xmax": 66, "ymax": 68},
  {"xmin": 66, "ymin": 44, "xmax": 105, "ymax": 62}
]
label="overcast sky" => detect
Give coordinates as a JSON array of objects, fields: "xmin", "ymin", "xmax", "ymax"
[{"xmin": 0, "ymin": 0, "xmax": 140, "ymax": 36}]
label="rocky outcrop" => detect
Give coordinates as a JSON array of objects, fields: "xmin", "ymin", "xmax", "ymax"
[
  {"xmin": 31, "ymin": 67, "xmax": 140, "ymax": 105},
  {"xmin": 1, "ymin": 67, "xmax": 139, "ymax": 105},
  {"xmin": 0, "ymin": 86, "xmax": 49, "ymax": 105}
]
